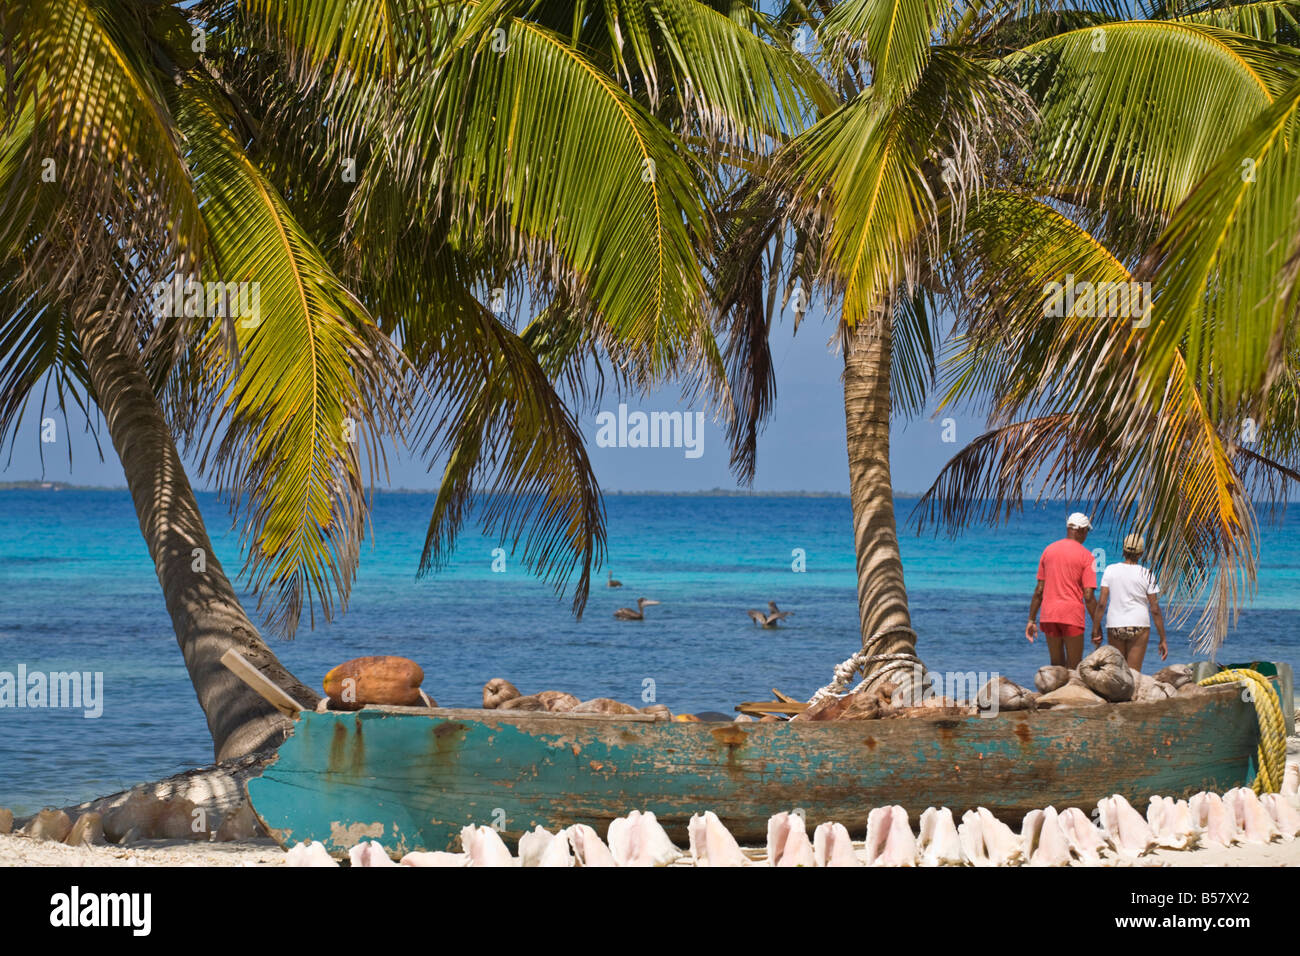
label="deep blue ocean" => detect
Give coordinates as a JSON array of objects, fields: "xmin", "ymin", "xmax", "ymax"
[{"xmin": 1, "ymin": 488, "xmax": 1297, "ymax": 814}]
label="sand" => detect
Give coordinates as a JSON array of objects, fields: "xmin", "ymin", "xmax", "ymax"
[
  {"xmin": 0, "ymin": 832, "xmax": 287, "ymax": 867},
  {"xmin": 3, "ymin": 830, "xmax": 1298, "ymax": 867}
]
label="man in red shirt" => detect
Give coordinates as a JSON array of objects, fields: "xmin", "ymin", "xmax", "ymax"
[{"xmin": 1026, "ymin": 513, "xmax": 1101, "ymax": 668}]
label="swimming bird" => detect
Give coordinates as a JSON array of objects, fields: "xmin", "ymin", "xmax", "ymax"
[
  {"xmin": 748, "ymin": 601, "xmax": 794, "ymax": 628},
  {"xmin": 607, "ymin": 570, "xmax": 622, "ymax": 588},
  {"xmin": 614, "ymin": 597, "xmax": 660, "ymax": 620}
]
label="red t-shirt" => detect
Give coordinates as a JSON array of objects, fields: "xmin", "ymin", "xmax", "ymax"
[{"xmin": 1036, "ymin": 538, "xmax": 1097, "ymax": 629}]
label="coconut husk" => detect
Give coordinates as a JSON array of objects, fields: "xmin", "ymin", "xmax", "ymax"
[
  {"xmin": 792, "ymin": 688, "xmax": 882, "ymax": 721},
  {"xmin": 497, "ymin": 695, "xmax": 545, "ymax": 711},
  {"xmin": 884, "ymin": 704, "xmax": 978, "ymax": 719},
  {"xmin": 1154, "ymin": 664, "xmax": 1193, "ymax": 689},
  {"xmin": 1130, "ymin": 668, "xmax": 1158, "ymax": 702},
  {"xmin": 976, "ymin": 676, "xmax": 1035, "ymax": 712},
  {"xmin": 570, "ymin": 697, "xmax": 640, "ymax": 715},
  {"xmin": 1139, "ymin": 681, "xmax": 1176, "ymax": 702},
  {"xmin": 536, "ymin": 691, "xmax": 580, "ymax": 713},
  {"xmin": 483, "ymin": 678, "xmax": 521, "ymax": 709},
  {"xmin": 1034, "ymin": 665, "xmax": 1070, "ymax": 694},
  {"xmin": 1037, "ymin": 680, "xmax": 1107, "ymax": 708},
  {"xmin": 1078, "ymin": 645, "xmax": 1135, "ymax": 702}
]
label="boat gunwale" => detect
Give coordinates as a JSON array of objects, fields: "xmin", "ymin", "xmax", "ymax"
[{"xmin": 297, "ymin": 682, "xmax": 1245, "ymax": 733}]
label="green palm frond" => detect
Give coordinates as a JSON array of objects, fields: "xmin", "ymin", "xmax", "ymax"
[
  {"xmin": 3, "ymin": 0, "xmax": 205, "ymax": 277},
  {"xmin": 371, "ymin": 9, "xmax": 713, "ymax": 377},
  {"xmin": 1007, "ymin": 21, "xmax": 1300, "ymax": 213},
  {"xmin": 819, "ymin": 0, "xmax": 947, "ymax": 100},
  {"xmin": 938, "ymin": 189, "xmax": 1144, "ymax": 414},
  {"xmin": 174, "ymin": 84, "xmax": 410, "ymax": 637},
  {"xmin": 1174, "ymin": 0, "xmax": 1300, "ymax": 42},
  {"xmin": 225, "ymin": 0, "xmax": 401, "ymax": 89},
  {"xmin": 413, "ymin": 303, "xmax": 605, "ymax": 617},
  {"xmin": 782, "ymin": 50, "xmax": 1028, "ymax": 328},
  {"xmin": 927, "ymin": 188, "xmax": 1262, "ymax": 650},
  {"xmin": 1141, "ymin": 78, "xmax": 1300, "ymax": 419}
]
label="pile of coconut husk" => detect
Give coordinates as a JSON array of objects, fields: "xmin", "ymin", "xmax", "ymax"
[
  {"xmin": 319, "ymin": 649, "xmax": 1205, "ymax": 727},
  {"xmin": 482, "ymin": 678, "xmax": 678, "ymax": 719},
  {"xmin": 1031, "ymin": 648, "xmax": 1203, "ymax": 710},
  {"xmin": 792, "ymin": 681, "xmax": 976, "ymax": 722},
  {"xmin": 789, "ymin": 647, "xmax": 1204, "ymax": 722}
]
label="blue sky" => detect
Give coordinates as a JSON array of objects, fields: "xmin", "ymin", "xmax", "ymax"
[{"xmin": 4, "ymin": 303, "xmax": 989, "ymax": 494}]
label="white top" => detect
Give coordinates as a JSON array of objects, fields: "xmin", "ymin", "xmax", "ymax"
[{"xmin": 1100, "ymin": 562, "xmax": 1159, "ymax": 628}]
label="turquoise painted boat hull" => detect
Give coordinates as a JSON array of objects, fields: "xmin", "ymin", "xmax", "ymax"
[{"xmin": 246, "ymin": 685, "xmax": 1259, "ymax": 857}]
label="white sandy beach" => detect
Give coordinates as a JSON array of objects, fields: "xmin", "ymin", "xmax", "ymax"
[{"xmin": 2, "ymin": 830, "xmax": 1298, "ymax": 866}]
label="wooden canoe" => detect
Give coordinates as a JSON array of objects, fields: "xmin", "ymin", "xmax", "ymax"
[{"xmin": 245, "ymin": 685, "xmax": 1259, "ymax": 857}]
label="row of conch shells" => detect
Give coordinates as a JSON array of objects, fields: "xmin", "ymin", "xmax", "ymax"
[{"xmin": 287, "ymin": 775, "xmax": 1300, "ymax": 867}]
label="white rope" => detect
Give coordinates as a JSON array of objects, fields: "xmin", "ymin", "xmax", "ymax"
[{"xmin": 807, "ymin": 625, "xmax": 922, "ymax": 706}]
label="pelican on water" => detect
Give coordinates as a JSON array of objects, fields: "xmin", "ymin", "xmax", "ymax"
[
  {"xmin": 614, "ymin": 597, "xmax": 660, "ymax": 620},
  {"xmin": 607, "ymin": 570, "xmax": 622, "ymax": 588},
  {"xmin": 747, "ymin": 601, "xmax": 793, "ymax": 628}
]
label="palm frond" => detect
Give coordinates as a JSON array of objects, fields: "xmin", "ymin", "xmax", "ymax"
[
  {"xmin": 1007, "ymin": 21, "xmax": 1300, "ymax": 215},
  {"xmin": 174, "ymin": 84, "xmax": 410, "ymax": 637},
  {"xmin": 413, "ymin": 303, "xmax": 605, "ymax": 617},
  {"xmin": 1140, "ymin": 78, "xmax": 1300, "ymax": 419}
]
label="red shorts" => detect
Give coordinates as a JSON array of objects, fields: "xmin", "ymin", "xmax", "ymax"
[{"xmin": 1041, "ymin": 621, "xmax": 1084, "ymax": 638}]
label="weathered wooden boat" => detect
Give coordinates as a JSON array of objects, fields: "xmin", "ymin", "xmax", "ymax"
[{"xmin": 238, "ymin": 662, "xmax": 1261, "ymax": 857}]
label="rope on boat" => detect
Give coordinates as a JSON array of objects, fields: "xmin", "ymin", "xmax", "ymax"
[
  {"xmin": 808, "ymin": 626, "xmax": 922, "ymax": 705},
  {"xmin": 1198, "ymin": 668, "xmax": 1286, "ymax": 794}
]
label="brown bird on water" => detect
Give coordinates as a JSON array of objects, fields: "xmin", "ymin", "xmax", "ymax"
[
  {"xmin": 607, "ymin": 570, "xmax": 622, "ymax": 588},
  {"xmin": 747, "ymin": 601, "xmax": 794, "ymax": 628},
  {"xmin": 614, "ymin": 597, "xmax": 660, "ymax": 621}
]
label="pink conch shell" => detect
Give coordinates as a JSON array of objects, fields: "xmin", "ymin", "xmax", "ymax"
[
  {"xmin": 813, "ymin": 821, "xmax": 861, "ymax": 867},
  {"xmin": 687, "ymin": 811, "xmax": 748, "ymax": 867},
  {"xmin": 918, "ymin": 807, "xmax": 964, "ymax": 866},
  {"xmin": 286, "ymin": 841, "xmax": 339, "ymax": 867}
]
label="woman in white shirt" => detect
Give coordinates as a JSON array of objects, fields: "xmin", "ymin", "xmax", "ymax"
[{"xmin": 1092, "ymin": 533, "xmax": 1168, "ymax": 670}]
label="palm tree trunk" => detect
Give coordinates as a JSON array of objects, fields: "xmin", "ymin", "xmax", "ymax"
[
  {"xmin": 72, "ymin": 312, "xmax": 320, "ymax": 761},
  {"xmin": 842, "ymin": 318, "xmax": 924, "ymax": 696}
]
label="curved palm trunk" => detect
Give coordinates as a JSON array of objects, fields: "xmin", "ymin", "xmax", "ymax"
[
  {"xmin": 73, "ymin": 313, "xmax": 320, "ymax": 761},
  {"xmin": 842, "ymin": 319, "xmax": 924, "ymax": 697}
]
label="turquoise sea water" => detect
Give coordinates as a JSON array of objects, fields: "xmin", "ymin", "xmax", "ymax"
[{"xmin": 1, "ymin": 488, "xmax": 1297, "ymax": 814}]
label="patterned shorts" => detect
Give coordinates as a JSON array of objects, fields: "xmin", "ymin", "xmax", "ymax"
[{"xmin": 1108, "ymin": 626, "xmax": 1150, "ymax": 644}]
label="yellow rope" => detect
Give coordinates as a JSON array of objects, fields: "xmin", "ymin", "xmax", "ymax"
[{"xmin": 1197, "ymin": 668, "xmax": 1287, "ymax": 794}]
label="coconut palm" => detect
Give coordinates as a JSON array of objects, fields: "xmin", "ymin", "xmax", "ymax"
[
  {"xmin": 711, "ymin": 0, "xmax": 1300, "ymax": 691},
  {"xmin": 0, "ymin": 0, "xmax": 825, "ymax": 758}
]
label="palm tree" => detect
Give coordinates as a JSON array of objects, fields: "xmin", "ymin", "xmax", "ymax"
[
  {"xmin": 0, "ymin": 0, "xmax": 824, "ymax": 757},
  {"xmin": 712, "ymin": 0, "xmax": 1300, "ymax": 691}
]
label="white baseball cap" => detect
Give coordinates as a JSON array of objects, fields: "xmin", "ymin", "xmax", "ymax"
[{"xmin": 1066, "ymin": 512, "xmax": 1092, "ymax": 529}]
